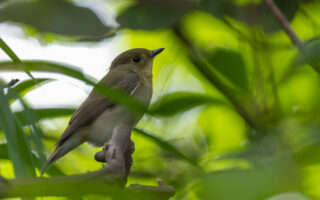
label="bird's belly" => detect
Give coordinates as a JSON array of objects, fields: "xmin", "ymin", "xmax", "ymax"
[{"xmin": 87, "ymin": 106, "xmax": 129, "ymax": 147}]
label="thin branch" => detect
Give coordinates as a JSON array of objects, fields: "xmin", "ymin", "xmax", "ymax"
[
  {"xmin": 263, "ymin": 0, "xmax": 320, "ymax": 74},
  {"xmin": 0, "ymin": 174, "xmax": 175, "ymax": 199},
  {"xmin": 263, "ymin": 0, "xmax": 304, "ymax": 50}
]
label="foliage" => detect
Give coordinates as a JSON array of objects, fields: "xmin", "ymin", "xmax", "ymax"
[{"xmin": 1, "ymin": 0, "xmax": 320, "ymax": 199}]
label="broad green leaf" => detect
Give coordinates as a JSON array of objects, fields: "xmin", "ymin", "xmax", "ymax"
[
  {"xmin": 197, "ymin": 156, "xmax": 302, "ymax": 200},
  {"xmin": 0, "ymin": 0, "xmax": 113, "ymax": 41},
  {"xmin": 0, "ymin": 60, "xmax": 147, "ymax": 114},
  {"xmin": 117, "ymin": 2, "xmax": 191, "ymax": 30},
  {"xmin": 200, "ymin": 0, "xmax": 298, "ymax": 33},
  {"xmin": 0, "ymin": 85, "xmax": 35, "ymax": 178},
  {"xmin": 134, "ymin": 127, "xmax": 202, "ymax": 169},
  {"xmin": 0, "ymin": 142, "xmax": 8, "ymax": 159},
  {"xmin": 206, "ymin": 48, "xmax": 248, "ymax": 91},
  {"xmin": 201, "ymin": 0, "xmax": 239, "ymax": 19},
  {"xmin": 6, "ymin": 78, "xmax": 54, "ymax": 103},
  {"xmin": 150, "ymin": 92, "xmax": 226, "ymax": 116},
  {"xmin": 294, "ymin": 39, "xmax": 320, "ymax": 68}
]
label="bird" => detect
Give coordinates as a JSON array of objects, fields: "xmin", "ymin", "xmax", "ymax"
[{"xmin": 41, "ymin": 48, "xmax": 164, "ymax": 174}]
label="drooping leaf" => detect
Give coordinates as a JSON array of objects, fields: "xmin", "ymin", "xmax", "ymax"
[
  {"xmin": 117, "ymin": 1, "xmax": 191, "ymax": 30},
  {"xmin": 206, "ymin": 48, "xmax": 248, "ymax": 91},
  {"xmin": 0, "ymin": 0, "xmax": 114, "ymax": 41},
  {"xmin": 0, "ymin": 85, "xmax": 36, "ymax": 178},
  {"xmin": 150, "ymin": 92, "xmax": 226, "ymax": 116},
  {"xmin": 0, "ymin": 38, "xmax": 34, "ymax": 80}
]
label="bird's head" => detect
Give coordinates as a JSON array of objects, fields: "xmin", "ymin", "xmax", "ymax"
[{"xmin": 110, "ymin": 48, "xmax": 164, "ymax": 74}]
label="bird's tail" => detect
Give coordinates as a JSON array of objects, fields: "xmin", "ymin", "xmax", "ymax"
[{"xmin": 41, "ymin": 137, "xmax": 83, "ymax": 175}]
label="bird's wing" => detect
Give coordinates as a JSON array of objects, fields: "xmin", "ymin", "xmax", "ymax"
[{"xmin": 56, "ymin": 71, "xmax": 140, "ymax": 146}]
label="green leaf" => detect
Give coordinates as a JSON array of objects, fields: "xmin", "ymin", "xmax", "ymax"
[
  {"xmin": 0, "ymin": 60, "xmax": 147, "ymax": 114},
  {"xmin": 294, "ymin": 38, "xmax": 320, "ymax": 68},
  {"xmin": 206, "ymin": 48, "xmax": 248, "ymax": 91},
  {"xmin": 0, "ymin": 38, "xmax": 34, "ymax": 80},
  {"xmin": 15, "ymin": 108, "xmax": 75, "ymax": 126},
  {"xmin": 150, "ymin": 92, "xmax": 225, "ymax": 116},
  {"xmin": 0, "ymin": 142, "xmax": 9, "ymax": 159},
  {"xmin": 133, "ymin": 127, "xmax": 202, "ymax": 169},
  {"xmin": 197, "ymin": 156, "xmax": 302, "ymax": 200},
  {"xmin": 6, "ymin": 78, "xmax": 54, "ymax": 103},
  {"xmin": 0, "ymin": 0, "xmax": 113, "ymax": 40},
  {"xmin": 200, "ymin": 0, "xmax": 298, "ymax": 33},
  {"xmin": 117, "ymin": 2, "xmax": 191, "ymax": 30},
  {"xmin": 0, "ymin": 38, "xmax": 20, "ymax": 63},
  {"xmin": 0, "ymin": 85, "xmax": 36, "ymax": 178},
  {"xmin": 0, "ymin": 142, "xmax": 65, "ymax": 176},
  {"xmin": 200, "ymin": 0, "xmax": 239, "ymax": 19}
]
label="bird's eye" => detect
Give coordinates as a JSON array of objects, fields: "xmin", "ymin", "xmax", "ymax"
[{"xmin": 132, "ymin": 56, "xmax": 141, "ymax": 63}]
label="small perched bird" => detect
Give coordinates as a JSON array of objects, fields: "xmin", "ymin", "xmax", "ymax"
[{"xmin": 41, "ymin": 48, "xmax": 164, "ymax": 174}]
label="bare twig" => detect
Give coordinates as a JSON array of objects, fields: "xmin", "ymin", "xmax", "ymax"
[
  {"xmin": 263, "ymin": 0, "xmax": 320, "ymax": 74},
  {"xmin": 263, "ymin": 0, "xmax": 304, "ymax": 50}
]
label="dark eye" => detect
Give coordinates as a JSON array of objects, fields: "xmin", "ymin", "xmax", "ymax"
[{"xmin": 132, "ymin": 56, "xmax": 141, "ymax": 63}]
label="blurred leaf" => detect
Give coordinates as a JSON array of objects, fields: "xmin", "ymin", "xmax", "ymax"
[
  {"xmin": 200, "ymin": 0, "xmax": 298, "ymax": 33},
  {"xmin": 206, "ymin": 48, "xmax": 248, "ymax": 91},
  {"xmin": 15, "ymin": 108, "xmax": 75, "ymax": 126},
  {"xmin": 6, "ymin": 78, "xmax": 54, "ymax": 103},
  {"xmin": 134, "ymin": 127, "xmax": 202, "ymax": 169},
  {"xmin": 150, "ymin": 91, "xmax": 226, "ymax": 116},
  {"xmin": 0, "ymin": 0, "xmax": 113, "ymax": 40},
  {"xmin": 294, "ymin": 38, "xmax": 320, "ymax": 68},
  {"xmin": 267, "ymin": 192, "xmax": 311, "ymax": 200},
  {"xmin": 0, "ymin": 85, "xmax": 36, "ymax": 178},
  {"xmin": 0, "ymin": 142, "xmax": 65, "ymax": 176},
  {"xmin": 198, "ymin": 156, "xmax": 302, "ymax": 200},
  {"xmin": 0, "ymin": 142, "xmax": 8, "ymax": 159},
  {"xmin": 117, "ymin": 1, "xmax": 191, "ymax": 30},
  {"xmin": 200, "ymin": 0, "xmax": 239, "ymax": 19},
  {"xmin": 0, "ymin": 38, "xmax": 20, "ymax": 62},
  {"xmin": 0, "ymin": 60, "xmax": 147, "ymax": 114},
  {"xmin": 0, "ymin": 38, "xmax": 34, "ymax": 79}
]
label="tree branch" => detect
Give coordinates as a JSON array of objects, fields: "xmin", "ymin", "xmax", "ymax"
[
  {"xmin": 263, "ymin": 0, "xmax": 320, "ymax": 74},
  {"xmin": 263, "ymin": 0, "xmax": 304, "ymax": 50},
  {"xmin": 0, "ymin": 174, "xmax": 175, "ymax": 199}
]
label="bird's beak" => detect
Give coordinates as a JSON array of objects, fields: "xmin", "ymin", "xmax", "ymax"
[{"xmin": 150, "ymin": 48, "xmax": 165, "ymax": 58}]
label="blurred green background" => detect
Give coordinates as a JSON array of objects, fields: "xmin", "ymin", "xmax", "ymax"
[{"xmin": 0, "ymin": 0, "xmax": 320, "ymax": 199}]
